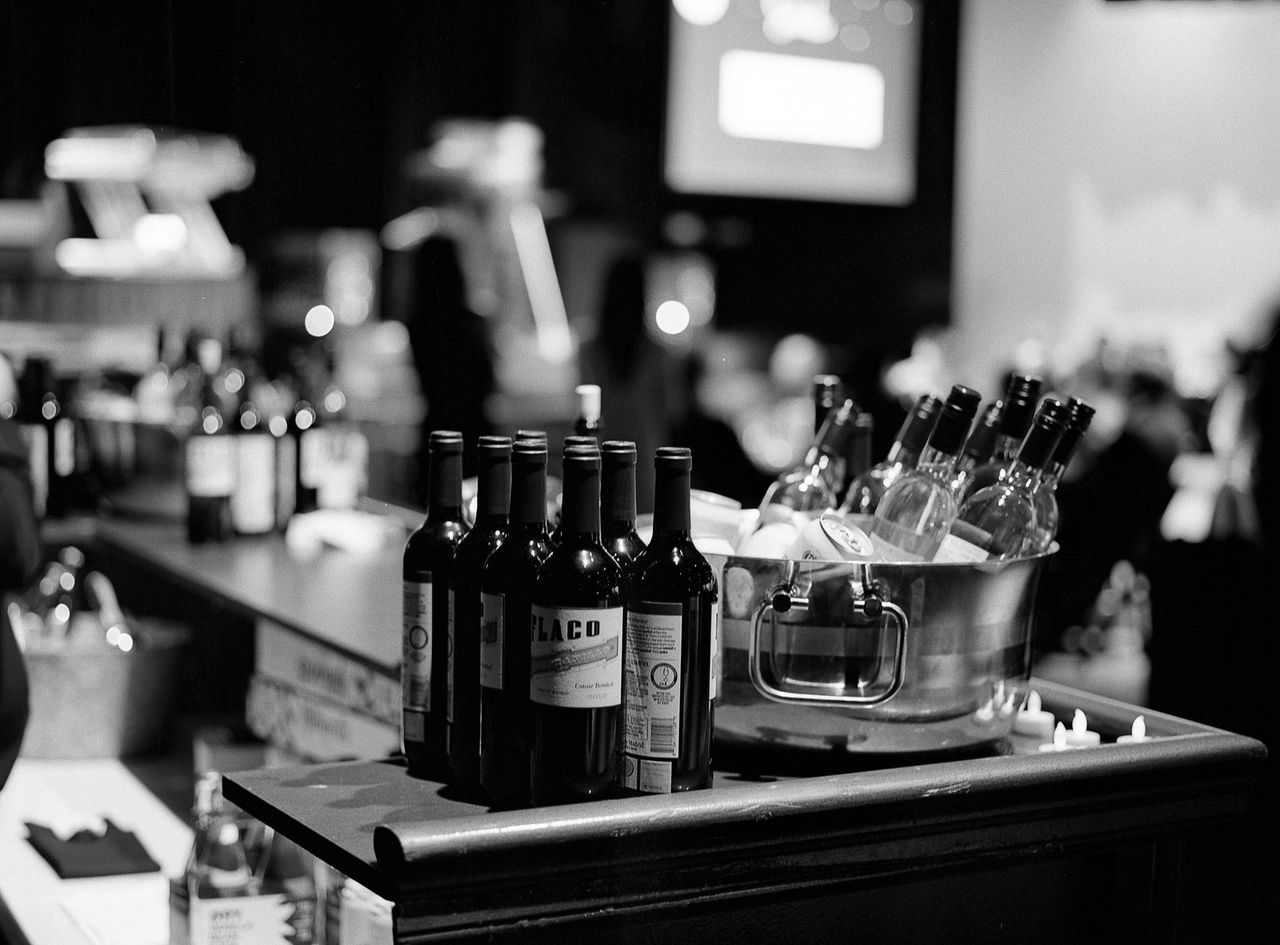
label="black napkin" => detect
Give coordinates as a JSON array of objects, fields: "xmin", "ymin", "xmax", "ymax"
[{"xmin": 25, "ymin": 819, "xmax": 161, "ymax": 878}]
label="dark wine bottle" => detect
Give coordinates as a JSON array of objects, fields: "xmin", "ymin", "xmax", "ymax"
[
  {"xmin": 402, "ymin": 430, "xmax": 469, "ymax": 780},
  {"xmin": 447, "ymin": 435, "xmax": 512, "ymax": 798},
  {"xmin": 623, "ymin": 447, "xmax": 717, "ymax": 795},
  {"xmin": 185, "ymin": 338, "xmax": 237, "ymax": 544},
  {"xmin": 479, "ymin": 439, "xmax": 551, "ymax": 808},
  {"xmin": 529, "ymin": 445, "xmax": 625, "ymax": 806},
  {"xmin": 601, "ymin": 440, "xmax": 646, "ymax": 573},
  {"xmin": 550, "ymin": 435, "xmax": 600, "ymax": 547}
]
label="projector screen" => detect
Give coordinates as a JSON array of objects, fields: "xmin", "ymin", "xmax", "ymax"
[{"xmin": 664, "ymin": 0, "xmax": 921, "ymax": 205}]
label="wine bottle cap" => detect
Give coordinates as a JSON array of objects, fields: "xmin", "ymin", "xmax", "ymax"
[
  {"xmin": 563, "ymin": 445, "xmax": 601, "ymax": 469},
  {"xmin": 575, "ymin": 384, "xmax": 602, "ymax": 423},
  {"xmin": 476, "ymin": 435, "xmax": 513, "ymax": 458},
  {"xmin": 998, "ymin": 374, "xmax": 1043, "ymax": 439},
  {"xmin": 563, "ymin": 435, "xmax": 598, "ymax": 452},
  {"xmin": 962, "ymin": 400, "xmax": 1003, "ymax": 461},
  {"xmin": 930, "ymin": 385, "xmax": 983, "ymax": 455},
  {"xmin": 515, "ymin": 429, "xmax": 547, "ymax": 442},
  {"xmin": 1050, "ymin": 398, "xmax": 1096, "ymax": 465},
  {"xmin": 655, "ymin": 446, "xmax": 693, "ymax": 471},
  {"xmin": 899, "ymin": 394, "xmax": 943, "ymax": 453},
  {"xmin": 428, "ymin": 430, "xmax": 464, "ymax": 452},
  {"xmin": 512, "ymin": 439, "xmax": 548, "ymax": 462},
  {"xmin": 601, "ymin": 440, "xmax": 638, "ymax": 465},
  {"xmin": 1018, "ymin": 398, "xmax": 1068, "ymax": 469}
]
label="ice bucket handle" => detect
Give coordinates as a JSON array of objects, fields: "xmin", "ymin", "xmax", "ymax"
[{"xmin": 747, "ymin": 582, "xmax": 909, "ymax": 706}]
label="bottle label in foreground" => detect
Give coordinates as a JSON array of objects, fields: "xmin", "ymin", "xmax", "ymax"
[
  {"xmin": 529, "ymin": 604, "xmax": 623, "ymax": 708},
  {"xmin": 402, "ymin": 578, "xmax": 433, "ymax": 739},
  {"xmin": 479, "ymin": 592, "xmax": 504, "ymax": 690},
  {"xmin": 624, "ymin": 603, "xmax": 683, "ymax": 760}
]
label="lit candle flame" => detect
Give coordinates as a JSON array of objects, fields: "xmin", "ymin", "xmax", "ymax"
[
  {"xmin": 1132, "ymin": 715, "xmax": 1146, "ymax": 740},
  {"xmin": 1053, "ymin": 721, "xmax": 1067, "ymax": 749},
  {"xmin": 1072, "ymin": 708, "xmax": 1088, "ymax": 734},
  {"xmin": 1026, "ymin": 690, "xmax": 1042, "ymax": 714}
]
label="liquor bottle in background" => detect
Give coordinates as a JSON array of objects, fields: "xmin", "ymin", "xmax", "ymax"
[
  {"xmin": 601, "ymin": 440, "xmax": 646, "ymax": 574},
  {"xmin": 479, "ymin": 439, "xmax": 551, "ymax": 808},
  {"xmin": 623, "ymin": 447, "xmax": 717, "ymax": 796},
  {"xmin": 749, "ymin": 397, "xmax": 859, "ymax": 532},
  {"xmin": 255, "ymin": 828, "xmax": 319, "ymax": 945},
  {"xmin": 135, "ymin": 324, "xmax": 176, "ymax": 424},
  {"xmin": 292, "ymin": 394, "xmax": 322, "ymax": 515},
  {"xmin": 267, "ymin": 384, "xmax": 297, "ymax": 531},
  {"xmin": 960, "ymin": 374, "xmax": 1042, "ymax": 500},
  {"xmin": 402, "ymin": 431, "xmax": 469, "ymax": 780},
  {"xmin": 316, "ymin": 380, "xmax": 369, "ymax": 511},
  {"xmin": 838, "ymin": 394, "xmax": 941, "ymax": 529},
  {"xmin": 812, "ymin": 374, "xmax": 844, "ymax": 434},
  {"xmin": 184, "ymin": 338, "xmax": 237, "ymax": 544},
  {"xmin": 447, "ymin": 435, "xmax": 512, "ymax": 799},
  {"xmin": 529, "ymin": 445, "xmax": 625, "ymax": 806},
  {"xmin": 185, "ymin": 773, "xmax": 258, "ymax": 899},
  {"xmin": 15, "ymin": 356, "xmax": 54, "ymax": 518},
  {"xmin": 573, "ymin": 383, "xmax": 603, "ymax": 439},
  {"xmin": 870, "ymin": 385, "xmax": 982, "ymax": 561},
  {"xmin": 949, "ymin": 400, "xmax": 1003, "ymax": 500},
  {"xmin": 1028, "ymin": 398, "xmax": 1095, "ymax": 553},
  {"xmin": 936, "ymin": 398, "xmax": 1068, "ymax": 562},
  {"xmin": 231, "ymin": 371, "xmax": 277, "ymax": 537}
]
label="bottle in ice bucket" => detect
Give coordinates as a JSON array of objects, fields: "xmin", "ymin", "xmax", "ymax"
[
  {"xmin": 935, "ymin": 398, "xmax": 1069, "ymax": 562},
  {"xmin": 1028, "ymin": 398, "xmax": 1095, "ymax": 553},
  {"xmin": 869, "ymin": 385, "xmax": 981, "ymax": 561},
  {"xmin": 740, "ymin": 397, "xmax": 859, "ymax": 558},
  {"xmin": 839, "ymin": 393, "xmax": 941, "ymax": 530},
  {"xmin": 959, "ymin": 373, "xmax": 1042, "ymax": 501},
  {"xmin": 948, "ymin": 399, "xmax": 1002, "ymax": 500}
]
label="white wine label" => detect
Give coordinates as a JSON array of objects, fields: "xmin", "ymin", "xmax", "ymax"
[
  {"xmin": 52, "ymin": 417, "xmax": 75, "ymax": 477},
  {"xmin": 402, "ymin": 579, "xmax": 433, "ymax": 716},
  {"xmin": 709, "ymin": 600, "xmax": 721, "ymax": 701},
  {"xmin": 479, "ymin": 592, "xmax": 504, "ymax": 689},
  {"xmin": 446, "ymin": 589, "xmax": 456, "ymax": 724},
  {"xmin": 232, "ymin": 434, "xmax": 276, "ymax": 533},
  {"xmin": 185, "ymin": 436, "xmax": 236, "ymax": 497},
  {"xmin": 529, "ymin": 604, "xmax": 623, "ymax": 708},
  {"xmin": 188, "ymin": 892, "xmax": 299, "ymax": 945},
  {"xmin": 299, "ymin": 428, "xmax": 328, "ymax": 488},
  {"xmin": 639, "ymin": 758, "xmax": 673, "ymax": 795},
  {"xmin": 934, "ymin": 531, "xmax": 992, "ymax": 564},
  {"xmin": 624, "ymin": 603, "xmax": 682, "ymax": 759}
]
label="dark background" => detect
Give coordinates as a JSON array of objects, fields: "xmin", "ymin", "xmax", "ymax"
[{"xmin": 1, "ymin": 0, "xmax": 960, "ymax": 364}]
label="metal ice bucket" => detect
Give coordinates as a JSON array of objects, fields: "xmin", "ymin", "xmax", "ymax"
[{"xmin": 711, "ymin": 548, "xmax": 1053, "ymax": 754}]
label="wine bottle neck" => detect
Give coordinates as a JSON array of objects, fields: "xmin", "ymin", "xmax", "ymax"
[
  {"xmin": 428, "ymin": 452, "xmax": 464, "ymax": 518},
  {"xmin": 601, "ymin": 463, "xmax": 637, "ymax": 530},
  {"xmin": 653, "ymin": 468, "xmax": 692, "ymax": 535},
  {"xmin": 510, "ymin": 465, "xmax": 547, "ymax": 527},
  {"xmin": 560, "ymin": 465, "xmax": 602, "ymax": 537},
  {"xmin": 475, "ymin": 459, "xmax": 511, "ymax": 522}
]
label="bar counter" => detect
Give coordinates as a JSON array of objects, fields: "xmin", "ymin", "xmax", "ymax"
[{"xmin": 72, "ymin": 516, "xmax": 1270, "ymax": 943}]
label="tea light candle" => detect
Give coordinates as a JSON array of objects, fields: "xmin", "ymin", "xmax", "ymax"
[
  {"xmin": 1013, "ymin": 690, "xmax": 1056, "ymax": 741},
  {"xmin": 1038, "ymin": 721, "xmax": 1073, "ymax": 752},
  {"xmin": 1116, "ymin": 715, "xmax": 1148, "ymax": 744},
  {"xmin": 1063, "ymin": 709, "xmax": 1101, "ymax": 748}
]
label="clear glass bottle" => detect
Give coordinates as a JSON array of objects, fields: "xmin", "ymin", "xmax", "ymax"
[
  {"xmin": 623, "ymin": 447, "xmax": 717, "ymax": 796},
  {"xmin": 752, "ymin": 397, "xmax": 859, "ymax": 531},
  {"xmin": 949, "ymin": 399, "xmax": 1003, "ymax": 500},
  {"xmin": 870, "ymin": 385, "xmax": 982, "ymax": 561},
  {"xmin": 936, "ymin": 398, "xmax": 1069, "ymax": 562},
  {"xmin": 1028, "ymin": 398, "xmax": 1095, "ymax": 553},
  {"xmin": 402, "ymin": 431, "xmax": 470, "ymax": 780},
  {"xmin": 839, "ymin": 394, "xmax": 941, "ymax": 529},
  {"xmin": 447, "ymin": 435, "xmax": 511, "ymax": 798},
  {"xmin": 960, "ymin": 373, "xmax": 1042, "ymax": 501}
]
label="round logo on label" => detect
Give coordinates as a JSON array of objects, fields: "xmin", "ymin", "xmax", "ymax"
[
  {"xmin": 409, "ymin": 625, "xmax": 429, "ymax": 651},
  {"xmin": 651, "ymin": 663, "xmax": 678, "ymax": 690},
  {"xmin": 625, "ymin": 756, "xmax": 638, "ymax": 782}
]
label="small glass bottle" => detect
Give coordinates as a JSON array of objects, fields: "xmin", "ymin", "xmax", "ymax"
[
  {"xmin": 936, "ymin": 398, "xmax": 1069, "ymax": 562},
  {"xmin": 870, "ymin": 385, "xmax": 982, "ymax": 561},
  {"xmin": 839, "ymin": 394, "xmax": 941, "ymax": 529}
]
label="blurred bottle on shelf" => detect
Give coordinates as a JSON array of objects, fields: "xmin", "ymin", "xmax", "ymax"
[
  {"xmin": 869, "ymin": 385, "xmax": 981, "ymax": 561},
  {"xmin": 573, "ymin": 383, "xmax": 603, "ymax": 440},
  {"xmin": 838, "ymin": 394, "xmax": 940, "ymax": 530},
  {"xmin": 812, "ymin": 374, "xmax": 843, "ymax": 434},
  {"xmin": 184, "ymin": 338, "xmax": 237, "ymax": 544}
]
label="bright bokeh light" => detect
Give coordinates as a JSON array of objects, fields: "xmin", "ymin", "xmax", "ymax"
[
  {"xmin": 305, "ymin": 304, "xmax": 336, "ymax": 337},
  {"xmin": 655, "ymin": 300, "xmax": 692, "ymax": 335},
  {"xmin": 133, "ymin": 213, "xmax": 188, "ymax": 254},
  {"xmin": 673, "ymin": 0, "xmax": 731, "ymax": 27}
]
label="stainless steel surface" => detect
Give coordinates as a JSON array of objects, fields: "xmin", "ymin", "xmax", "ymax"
[{"xmin": 715, "ymin": 549, "xmax": 1052, "ymax": 753}]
